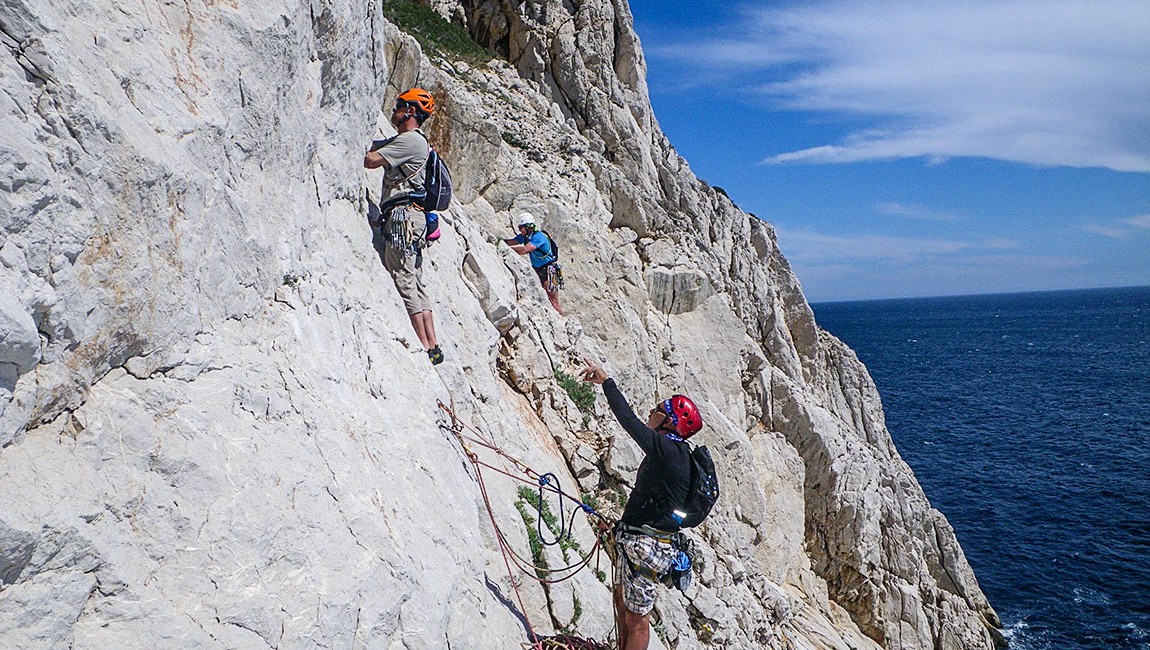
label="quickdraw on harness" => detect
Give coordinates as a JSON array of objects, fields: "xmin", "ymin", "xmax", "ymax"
[
  {"xmin": 435, "ymin": 401, "xmax": 615, "ymax": 650},
  {"xmin": 377, "ymin": 195, "xmax": 419, "ymax": 249},
  {"xmin": 542, "ymin": 263, "xmax": 563, "ymax": 293},
  {"xmin": 615, "ymin": 523, "xmax": 697, "ymax": 593}
]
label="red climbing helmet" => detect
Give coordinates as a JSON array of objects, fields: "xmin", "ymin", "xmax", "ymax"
[{"xmin": 661, "ymin": 394, "xmax": 703, "ymax": 438}]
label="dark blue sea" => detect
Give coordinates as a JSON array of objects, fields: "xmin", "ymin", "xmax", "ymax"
[{"xmin": 812, "ymin": 286, "xmax": 1150, "ymax": 650}]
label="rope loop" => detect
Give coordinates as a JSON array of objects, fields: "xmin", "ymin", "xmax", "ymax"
[
  {"xmin": 535, "ymin": 472, "xmax": 567, "ymax": 547},
  {"xmin": 436, "ymin": 399, "xmax": 620, "ymax": 647}
]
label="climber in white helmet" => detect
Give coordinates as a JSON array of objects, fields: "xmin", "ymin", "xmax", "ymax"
[{"xmin": 503, "ymin": 212, "xmax": 564, "ymax": 315}]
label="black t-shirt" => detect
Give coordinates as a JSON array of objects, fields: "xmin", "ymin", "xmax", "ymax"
[{"xmin": 603, "ymin": 379, "xmax": 692, "ymax": 531}]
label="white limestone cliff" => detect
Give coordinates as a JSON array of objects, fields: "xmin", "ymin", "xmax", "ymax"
[{"xmin": 0, "ymin": 0, "xmax": 1004, "ymax": 648}]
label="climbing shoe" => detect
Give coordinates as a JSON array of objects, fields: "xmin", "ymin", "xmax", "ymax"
[{"xmin": 427, "ymin": 346, "xmax": 445, "ymax": 365}]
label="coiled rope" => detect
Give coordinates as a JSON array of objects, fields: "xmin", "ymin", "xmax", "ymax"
[{"xmin": 436, "ymin": 400, "xmax": 616, "ymax": 650}]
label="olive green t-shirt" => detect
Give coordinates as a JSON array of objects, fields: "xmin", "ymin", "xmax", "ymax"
[{"xmin": 374, "ymin": 129, "xmax": 428, "ymax": 198}]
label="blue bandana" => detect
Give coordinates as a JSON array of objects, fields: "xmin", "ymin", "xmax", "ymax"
[
  {"xmin": 660, "ymin": 399, "xmax": 684, "ymax": 441},
  {"xmin": 661, "ymin": 399, "xmax": 679, "ymax": 426}
]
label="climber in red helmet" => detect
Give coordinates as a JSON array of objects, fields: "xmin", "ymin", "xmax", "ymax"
[{"xmin": 579, "ymin": 360, "xmax": 703, "ymax": 650}]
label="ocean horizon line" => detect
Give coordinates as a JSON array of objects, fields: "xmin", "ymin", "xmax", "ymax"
[{"xmin": 810, "ymin": 283, "xmax": 1150, "ymax": 307}]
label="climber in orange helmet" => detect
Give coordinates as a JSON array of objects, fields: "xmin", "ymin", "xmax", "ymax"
[{"xmin": 364, "ymin": 88, "xmax": 445, "ymax": 365}]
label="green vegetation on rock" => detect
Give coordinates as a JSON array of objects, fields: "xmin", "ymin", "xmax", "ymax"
[
  {"xmin": 382, "ymin": 0, "xmax": 494, "ymax": 66},
  {"xmin": 556, "ymin": 371, "xmax": 596, "ymax": 416}
]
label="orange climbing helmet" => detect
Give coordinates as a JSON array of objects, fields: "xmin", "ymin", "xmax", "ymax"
[
  {"xmin": 661, "ymin": 394, "xmax": 703, "ymax": 438},
  {"xmin": 397, "ymin": 87, "xmax": 436, "ymax": 116}
]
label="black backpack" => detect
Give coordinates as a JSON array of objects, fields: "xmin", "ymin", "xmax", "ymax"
[
  {"xmin": 375, "ymin": 132, "xmax": 453, "ymax": 212},
  {"xmin": 677, "ymin": 445, "xmax": 719, "ymax": 528},
  {"xmin": 539, "ymin": 230, "xmax": 559, "ymax": 263},
  {"xmin": 415, "ymin": 145, "xmax": 452, "ymax": 211}
]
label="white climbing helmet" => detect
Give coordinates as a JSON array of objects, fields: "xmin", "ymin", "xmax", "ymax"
[{"xmin": 517, "ymin": 212, "xmax": 536, "ymax": 229}]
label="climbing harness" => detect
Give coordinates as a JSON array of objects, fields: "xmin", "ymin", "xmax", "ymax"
[
  {"xmin": 615, "ymin": 523, "xmax": 696, "ymax": 593},
  {"xmin": 379, "ymin": 196, "xmax": 420, "ymax": 253},
  {"xmin": 377, "ymin": 195, "xmax": 432, "ymax": 268},
  {"xmin": 542, "ymin": 262, "xmax": 563, "ymax": 293},
  {"xmin": 436, "ymin": 401, "xmax": 616, "ymax": 650}
]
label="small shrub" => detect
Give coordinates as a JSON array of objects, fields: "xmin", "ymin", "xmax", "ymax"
[
  {"xmin": 653, "ymin": 620, "xmax": 671, "ymax": 646},
  {"xmin": 556, "ymin": 371, "xmax": 596, "ymax": 415},
  {"xmin": 687, "ymin": 606, "xmax": 717, "ymax": 644},
  {"xmin": 559, "ymin": 594, "xmax": 583, "ymax": 635},
  {"xmin": 514, "ymin": 497, "xmax": 547, "ymax": 579},
  {"xmin": 501, "ymin": 130, "xmax": 530, "ymax": 150},
  {"xmin": 580, "ymin": 492, "xmax": 603, "ymax": 513}
]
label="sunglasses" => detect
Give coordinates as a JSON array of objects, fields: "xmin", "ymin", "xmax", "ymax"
[
  {"xmin": 393, "ymin": 100, "xmax": 414, "ymax": 112},
  {"xmin": 652, "ymin": 400, "xmax": 679, "ymax": 426}
]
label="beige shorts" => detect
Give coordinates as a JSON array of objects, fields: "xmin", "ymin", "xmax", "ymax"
[{"xmin": 373, "ymin": 224, "xmax": 431, "ymax": 315}]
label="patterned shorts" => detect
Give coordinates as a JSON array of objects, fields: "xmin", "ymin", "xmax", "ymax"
[{"xmin": 615, "ymin": 531, "xmax": 678, "ymax": 615}]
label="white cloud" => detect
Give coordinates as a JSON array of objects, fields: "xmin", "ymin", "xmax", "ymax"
[
  {"xmin": 1084, "ymin": 223, "xmax": 1132, "ymax": 240},
  {"xmin": 775, "ymin": 227, "xmax": 974, "ymax": 264},
  {"xmin": 979, "ymin": 237, "xmax": 1019, "ymax": 250},
  {"xmin": 652, "ymin": 0, "xmax": 1150, "ymax": 172},
  {"xmin": 874, "ymin": 202, "xmax": 964, "ymax": 222},
  {"xmin": 1084, "ymin": 214, "xmax": 1150, "ymax": 239}
]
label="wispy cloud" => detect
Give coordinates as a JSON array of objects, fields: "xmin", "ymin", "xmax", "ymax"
[
  {"xmin": 874, "ymin": 202, "xmax": 964, "ymax": 222},
  {"xmin": 1085, "ymin": 214, "xmax": 1150, "ymax": 239},
  {"xmin": 789, "ymin": 243, "xmax": 1087, "ymax": 301},
  {"xmin": 979, "ymin": 237, "xmax": 1019, "ymax": 250},
  {"xmin": 648, "ymin": 0, "xmax": 1150, "ymax": 172},
  {"xmin": 1084, "ymin": 223, "xmax": 1133, "ymax": 240},
  {"xmin": 774, "ymin": 226, "xmax": 989, "ymax": 264}
]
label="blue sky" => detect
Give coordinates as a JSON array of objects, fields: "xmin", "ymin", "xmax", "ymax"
[{"xmin": 626, "ymin": 0, "xmax": 1150, "ymax": 302}]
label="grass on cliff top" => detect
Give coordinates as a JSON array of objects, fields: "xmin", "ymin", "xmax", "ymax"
[{"xmin": 383, "ymin": 0, "xmax": 494, "ymax": 67}]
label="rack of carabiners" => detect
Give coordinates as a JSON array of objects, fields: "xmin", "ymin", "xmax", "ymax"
[{"xmin": 435, "ymin": 401, "xmax": 616, "ymax": 650}]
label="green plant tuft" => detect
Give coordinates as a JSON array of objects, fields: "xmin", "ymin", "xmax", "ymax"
[
  {"xmin": 501, "ymin": 130, "xmax": 529, "ymax": 150},
  {"xmin": 514, "ymin": 498, "xmax": 547, "ymax": 579},
  {"xmin": 580, "ymin": 492, "xmax": 602, "ymax": 513},
  {"xmin": 556, "ymin": 371, "xmax": 596, "ymax": 416},
  {"xmin": 382, "ymin": 0, "xmax": 494, "ymax": 66},
  {"xmin": 653, "ymin": 620, "xmax": 671, "ymax": 646},
  {"xmin": 515, "ymin": 485, "xmax": 588, "ymax": 567},
  {"xmin": 559, "ymin": 594, "xmax": 584, "ymax": 635}
]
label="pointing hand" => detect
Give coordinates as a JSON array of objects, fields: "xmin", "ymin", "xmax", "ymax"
[{"xmin": 579, "ymin": 360, "xmax": 608, "ymax": 385}]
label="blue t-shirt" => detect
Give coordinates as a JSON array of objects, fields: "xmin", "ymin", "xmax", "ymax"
[{"xmin": 515, "ymin": 231, "xmax": 555, "ymax": 268}]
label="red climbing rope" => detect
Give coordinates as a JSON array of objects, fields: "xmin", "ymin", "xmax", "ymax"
[{"xmin": 436, "ymin": 400, "xmax": 617, "ymax": 650}]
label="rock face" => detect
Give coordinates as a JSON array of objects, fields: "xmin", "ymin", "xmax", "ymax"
[{"xmin": 0, "ymin": 1, "xmax": 1003, "ymax": 648}]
